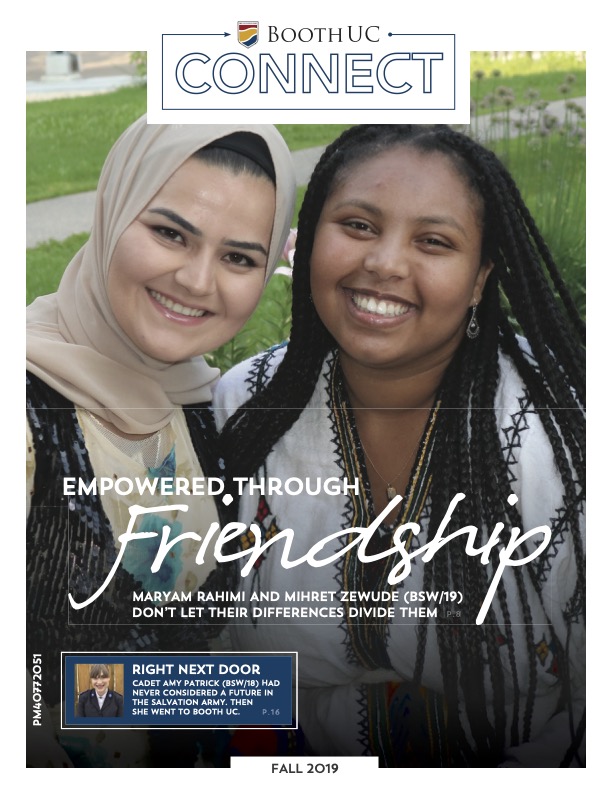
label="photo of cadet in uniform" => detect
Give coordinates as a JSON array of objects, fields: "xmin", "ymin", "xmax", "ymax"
[{"xmin": 76, "ymin": 664, "xmax": 124, "ymax": 718}]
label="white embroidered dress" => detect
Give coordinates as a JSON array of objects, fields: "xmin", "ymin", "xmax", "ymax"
[{"xmin": 214, "ymin": 345, "xmax": 585, "ymax": 767}]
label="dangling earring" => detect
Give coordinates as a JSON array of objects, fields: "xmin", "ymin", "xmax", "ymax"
[{"xmin": 466, "ymin": 303, "xmax": 480, "ymax": 340}]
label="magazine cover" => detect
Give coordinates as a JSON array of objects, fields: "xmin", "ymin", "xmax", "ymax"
[{"xmin": 24, "ymin": 6, "xmax": 590, "ymax": 788}]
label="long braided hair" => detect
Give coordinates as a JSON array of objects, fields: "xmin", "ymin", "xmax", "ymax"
[{"xmin": 221, "ymin": 125, "xmax": 585, "ymax": 765}]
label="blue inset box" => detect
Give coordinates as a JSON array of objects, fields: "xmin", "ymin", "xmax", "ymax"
[{"xmin": 63, "ymin": 652, "xmax": 295, "ymax": 728}]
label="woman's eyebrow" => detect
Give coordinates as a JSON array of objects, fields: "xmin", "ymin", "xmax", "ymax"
[
  {"xmin": 332, "ymin": 199, "xmax": 381, "ymax": 216},
  {"xmin": 147, "ymin": 207, "xmax": 201, "ymax": 236},
  {"xmin": 223, "ymin": 239, "xmax": 269, "ymax": 256},
  {"xmin": 415, "ymin": 214, "xmax": 468, "ymax": 237}
]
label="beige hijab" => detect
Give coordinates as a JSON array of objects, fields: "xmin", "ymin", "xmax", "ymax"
[{"xmin": 26, "ymin": 118, "xmax": 296, "ymax": 434}]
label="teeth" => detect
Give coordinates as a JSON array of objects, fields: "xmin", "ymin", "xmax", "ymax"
[
  {"xmin": 149, "ymin": 289, "xmax": 206, "ymax": 317},
  {"xmin": 352, "ymin": 292, "xmax": 410, "ymax": 317}
]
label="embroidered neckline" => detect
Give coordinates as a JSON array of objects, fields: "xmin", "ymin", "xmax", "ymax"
[{"xmin": 329, "ymin": 354, "xmax": 441, "ymax": 670}]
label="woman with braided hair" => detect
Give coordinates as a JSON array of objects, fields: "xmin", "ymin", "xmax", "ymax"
[{"xmin": 214, "ymin": 124, "xmax": 585, "ymax": 767}]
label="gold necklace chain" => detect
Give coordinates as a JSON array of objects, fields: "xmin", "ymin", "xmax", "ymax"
[{"xmin": 360, "ymin": 435, "xmax": 420, "ymax": 502}]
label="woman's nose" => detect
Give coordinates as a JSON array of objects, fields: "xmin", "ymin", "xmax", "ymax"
[
  {"xmin": 362, "ymin": 235, "xmax": 411, "ymax": 280},
  {"xmin": 173, "ymin": 253, "xmax": 216, "ymax": 295}
]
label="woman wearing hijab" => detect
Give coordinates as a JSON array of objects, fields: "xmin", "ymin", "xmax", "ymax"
[{"xmin": 26, "ymin": 116, "xmax": 296, "ymax": 767}]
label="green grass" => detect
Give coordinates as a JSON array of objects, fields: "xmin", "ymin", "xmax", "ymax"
[
  {"xmin": 470, "ymin": 51, "xmax": 586, "ymax": 112},
  {"xmin": 26, "ymin": 90, "xmax": 347, "ymax": 203},
  {"xmin": 26, "ymin": 234, "xmax": 89, "ymax": 304},
  {"xmin": 27, "ymin": 86, "xmax": 148, "ymax": 202},
  {"xmin": 492, "ymin": 134, "xmax": 585, "ymax": 319},
  {"xmin": 276, "ymin": 125, "xmax": 350, "ymax": 150},
  {"xmin": 206, "ymin": 274, "xmax": 293, "ymax": 372},
  {"xmin": 471, "ymin": 51, "xmax": 585, "ymax": 78}
]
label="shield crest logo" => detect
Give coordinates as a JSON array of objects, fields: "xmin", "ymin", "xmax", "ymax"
[{"xmin": 238, "ymin": 21, "xmax": 259, "ymax": 48}]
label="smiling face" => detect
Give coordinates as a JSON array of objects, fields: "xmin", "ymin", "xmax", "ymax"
[
  {"xmin": 310, "ymin": 146, "xmax": 492, "ymax": 378},
  {"xmin": 92, "ymin": 674, "xmax": 110, "ymax": 696},
  {"xmin": 107, "ymin": 157, "xmax": 275, "ymax": 363}
]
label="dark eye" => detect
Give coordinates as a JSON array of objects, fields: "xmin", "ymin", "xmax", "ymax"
[
  {"xmin": 421, "ymin": 237, "xmax": 451, "ymax": 249},
  {"xmin": 224, "ymin": 252, "xmax": 257, "ymax": 268},
  {"xmin": 343, "ymin": 219, "xmax": 375, "ymax": 234},
  {"xmin": 153, "ymin": 225, "xmax": 185, "ymax": 244}
]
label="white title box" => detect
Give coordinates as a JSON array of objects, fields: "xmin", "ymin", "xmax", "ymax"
[{"xmin": 151, "ymin": 28, "xmax": 464, "ymax": 123}]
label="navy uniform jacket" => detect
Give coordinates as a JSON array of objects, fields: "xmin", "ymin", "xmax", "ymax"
[{"xmin": 77, "ymin": 689, "xmax": 124, "ymax": 718}]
